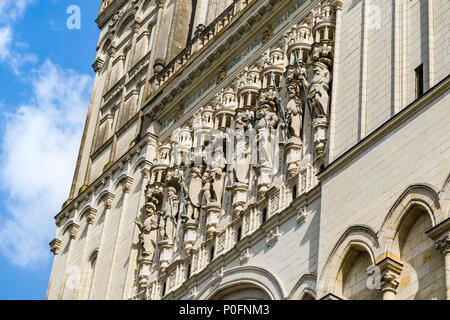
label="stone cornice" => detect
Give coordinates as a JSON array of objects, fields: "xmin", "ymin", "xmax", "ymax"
[
  {"xmin": 96, "ymin": 0, "xmax": 128, "ymax": 29},
  {"xmin": 318, "ymin": 75, "xmax": 450, "ymax": 182},
  {"xmin": 426, "ymin": 217, "xmax": 450, "ymax": 254},
  {"xmin": 426, "ymin": 217, "xmax": 450, "ymax": 240}
]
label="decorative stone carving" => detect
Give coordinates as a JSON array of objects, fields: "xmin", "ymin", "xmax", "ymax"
[
  {"xmin": 376, "ymin": 257, "xmax": 403, "ymax": 300},
  {"xmin": 183, "ymin": 221, "xmax": 199, "ymax": 254},
  {"xmin": 181, "ymin": 164, "xmax": 203, "ymax": 223},
  {"xmin": 297, "ymin": 207, "xmax": 309, "ymax": 224},
  {"xmin": 68, "ymin": 223, "xmax": 80, "ymax": 240},
  {"xmin": 158, "ymin": 239, "xmax": 173, "ymax": 274},
  {"xmin": 266, "ymin": 226, "xmax": 281, "ymax": 247},
  {"xmin": 83, "ymin": 207, "xmax": 98, "ymax": 225},
  {"xmin": 205, "ymin": 204, "xmax": 221, "ymax": 239},
  {"xmin": 120, "ymin": 176, "xmax": 134, "ymax": 193},
  {"xmin": 49, "ymin": 238, "xmax": 62, "ymax": 255},
  {"xmin": 240, "ymin": 248, "xmax": 251, "ymax": 265},
  {"xmin": 188, "ymin": 286, "xmax": 198, "ymax": 300},
  {"xmin": 202, "ymin": 149, "xmax": 227, "ymax": 206},
  {"xmin": 135, "ymin": 202, "xmax": 159, "ymax": 259},
  {"xmin": 309, "ymin": 61, "xmax": 331, "ymax": 120},
  {"xmin": 160, "ymin": 187, "xmax": 178, "ymax": 245},
  {"xmin": 92, "ymin": 58, "xmax": 104, "ymax": 73}
]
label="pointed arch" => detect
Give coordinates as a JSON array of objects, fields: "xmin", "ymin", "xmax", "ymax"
[
  {"xmin": 78, "ymin": 205, "xmax": 98, "ymax": 223},
  {"xmin": 287, "ymin": 273, "xmax": 317, "ymax": 300},
  {"xmin": 61, "ymin": 220, "xmax": 77, "ymax": 237},
  {"xmin": 138, "ymin": 0, "xmax": 157, "ymax": 21},
  {"xmin": 440, "ymin": 173, "xmax": 450, "ymax": 219},
  {"xmin": 378, "ymin": 184, "xmax": 442, "ymax": 257},
  {"xmin": 196, "ymin": 266, "xmax": 286, "ymax": 300},
  {"xmin": 318, "ymin": 225, "xmax": 379, "ymax": 299},
  {"xmin": 116, "ymin": 10, "xmax": 137, "ymax": 40}
]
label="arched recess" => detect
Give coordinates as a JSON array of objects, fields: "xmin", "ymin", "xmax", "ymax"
[
  {"xmin": 196, "ymin": 266, "xmax": 286, "ymax": 300},
  {"xmin": 440, "ymin": 173, "xmax": 450, "ymax": 219},
  {"xmin": 378, "ymin": 184, "xmax": 445, "ymax": 300},
  {"xmin": 378, "ymin": 184, "xmax": 442, "ymax": 257},
  {"xmin": 138, "ymin": 0, "xmax": 157, "ymax": 21},
  {"xmin": 318, "ymin": 225, "xmax": 380, "ymax": 300},
  {"xmin": 287, "ymin": 274, "xmax": 317, "ymax": 300},
  {"xmin": 116, "ymin": 12, "xmax": 136, "ymax": 43}
]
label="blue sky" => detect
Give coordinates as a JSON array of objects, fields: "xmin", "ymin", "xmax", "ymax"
[{"xmin": 0, "ymin": 0, "xmax": 100, "ymax": 299}]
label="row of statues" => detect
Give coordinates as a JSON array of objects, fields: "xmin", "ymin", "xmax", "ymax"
[{"xmin": 134, "ymin": 0, "xmax": 338, "ymax": 294}]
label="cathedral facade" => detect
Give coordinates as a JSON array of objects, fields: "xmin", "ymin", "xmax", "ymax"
[{"xmin": 46, "ymin": 0, "xmax": 450, "ymax": 300}]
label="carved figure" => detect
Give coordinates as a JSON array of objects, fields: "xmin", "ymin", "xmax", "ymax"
[
  {"xmin": 159, "ymin": 187, "xmax": 179, "ymax": 244},
  {"xmin": 181, "ymin": 164, "xmax": 203, "ymax": 222},
  {"xmin": 202, "ymin": 149, "xmax": 227, "ymax": 205},
  {"xmin": 309, "ymin": 61, "xmax": 331, "ymax": 119},
  {"xmin": 135, "ymin": 203, "xmax": 159, "ymax": 258}
]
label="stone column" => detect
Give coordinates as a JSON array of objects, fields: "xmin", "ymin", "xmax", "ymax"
[
  {"xmin": 426, "ymin": 218, "xmax": 450, "ymax": 300},
  {"xmin": 436, "ymin": 235, "xmax": 450, "ymax": 300},
  {"xmin": 376, "ymin": 257, "xmax": 403, "ymax": 300}
]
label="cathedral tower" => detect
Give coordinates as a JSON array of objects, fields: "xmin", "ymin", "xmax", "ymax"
[{"xmin": 47, "ymin": 0, "xmax": 450, "ymax": 300}]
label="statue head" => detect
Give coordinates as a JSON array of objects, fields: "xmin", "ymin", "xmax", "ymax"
[
  {"xmin": 312, "ymin": 61, "xmax": 330, "ymax": 86},
  {"xmin": 167, "ymin": 186, "xmax": 177, "ymax": 197}
]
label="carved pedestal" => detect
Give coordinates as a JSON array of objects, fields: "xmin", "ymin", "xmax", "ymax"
[
  {"xmin": 256, "ymin": 165, "xmax": 272, "ymax": 199},
  {"xmin": 158, "ymin": 240, "xmax": 174, "ymax": 274},
  {"xmin": 183, "ymin": 222, "xmax": 198, "ymax": 255},
  {"xmin": 231, "ymin": 182, "xmax": 249, "ymax": 219},
  {"xmin": 137, "ymin": 257, "xmax": 152, "ymax": 290},
  {"xmin": 285, "ymin": 139, "xmax": 302, "ymax": 177},
  {"xmin": 205, "ymin": 203, "xmax": 221, "ymax": 239},
  {"xmin": 312, "ymin": 117, "xmax": 329, "ymax": 157}
]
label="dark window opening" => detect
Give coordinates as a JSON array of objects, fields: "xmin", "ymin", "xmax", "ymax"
[
  {"xmin": 292, "ymin": 185, "xmax": 297, "ymax": 200},
  {"xmin": 186, "ymin": 264, "xmax": 191, "ymax": 279},
  {"xmin": 162, "ymin": 281, "xmax": 167, "ymax": 297},
  {"xmin": 210, "ymin": 246, "xmax": 215, "ymax": 262},
  {"xmin": 237, "ymin": 227, "xmax": 242, "ymax": 242},
  {"xmin": 262, "ymin": 208, "xmax": 268, "ymax": 223},
  {"xmin": 415, "ymin": 64, "xmax": 424, "ymax": 99}
]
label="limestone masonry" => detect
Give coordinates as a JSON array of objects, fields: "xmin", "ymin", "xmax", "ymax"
[{"xmin": 47, "ymin": 0, "xmax": 450, "ymax": 300}]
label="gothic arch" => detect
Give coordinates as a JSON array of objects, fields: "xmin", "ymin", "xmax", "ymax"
[
  {"xmin": 318, "ymin": 225, "xmax": 379, "ymax": 298},
  {"xmin": 96, "ymin": 31, "xmax": 115, "ymax": 53},
  {"xmin": 440, "ymin": 173, "xmax": 450, "ymax": 218},
  {"xmin": 196, "ymin": 266, "xmax": 286, "ymax": 300},
  {"xmin": 378, "ymin": 184, "xmax": 442, "ymax": 257},
  {"xmin": 138, "ymin": 0, "xmax": 157, "ymax": 21},
  {"xmin": 79, "ymin": 205, "xmax": 97, "ymax": 222},
  {"xmin": 116, "ymin": 11, "xmax": 137, "ymax": 42},
  {"xmin": 96, "ymin": 190, "xmax": 116, "ymax": 208},
  {"xmin": 287, "ymin": 273, "xmax": 317, "ymax": 300},
  {"xmin": 61, "ymin": 220, "xmax": 77, "ymax": 237}
]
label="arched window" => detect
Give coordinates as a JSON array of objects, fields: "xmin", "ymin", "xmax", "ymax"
[
  {"xmin": 86, "ymin": 250, "xmax": 98, "ymax": 299},
  {"xmin": 210, "ymin": 285, "xmax": 271, "ymax": 300}
]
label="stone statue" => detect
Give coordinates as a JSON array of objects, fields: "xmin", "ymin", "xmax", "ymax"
[
  {"xmin": 135, "ymin": 202, "xmax": 159, "ymax": 258},
  {"xmin": 181, "ymin": 164, "xmax": 203, "ymax": 222},
  {"xmin": 309, "ymin": 61, "xmax": 331, "ymax": 119},
  {"xmin": 234, "ymin": 135, "xmax": 251, "ymax": 184},
  {"xmin": 285, "ymin": 67, "xmax": 306, "ymax": 141},
  {"xmin": 159, "ymin": 187, "xmax": 179, "ymax": 244},
  {"xmin": 257, "ymin": 88, "xmax": 279, "ymax": 131},
  {"xmin": 202, "ymin": 149, "xmax": 227, "ymax": 205}
]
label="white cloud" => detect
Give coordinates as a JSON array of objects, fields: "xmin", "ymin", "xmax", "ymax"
[
  {"xmin": 0, "ymin": 0, "xmax": 34, "ymax": 22},
  {"xmin": 0, "ymin": 1, "xmax": 36, "ymax": 74},
  {"xmin": 0, "ymin": 60, "xmax": 93, "ymax": 268},
  {"xmin": 0, "ymin": 26, "xmax": 12, "ymax": 60}
]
